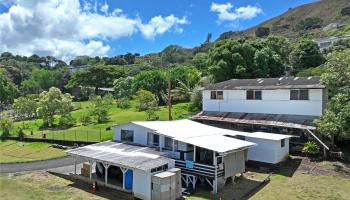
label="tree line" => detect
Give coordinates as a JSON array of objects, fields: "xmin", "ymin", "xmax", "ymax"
[{"xmin": 1, "ymin": 35, "xmax": 350, "ymax": 142}]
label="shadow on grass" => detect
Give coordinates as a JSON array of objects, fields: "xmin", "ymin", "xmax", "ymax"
[
  {"xmin": 48, "ymin": 172, "xmax": 132, "ymax": 200},
  {"xmin": 247, "ymin": 157, "xmax": 302, "ymax": 178}
]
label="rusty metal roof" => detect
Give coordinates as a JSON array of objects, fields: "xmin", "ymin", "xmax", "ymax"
[
  {"xmin": 192, "ymin": 111, "xmax": 317, "ymax": 130},
  {"xmin": 204, "ymin": 76, "xmax": 325, "ymax": 90}
]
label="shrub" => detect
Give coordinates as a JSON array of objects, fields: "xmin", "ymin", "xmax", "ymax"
[
  {"xmin": 17, "ymin": 128, "xmax": 25, "ymax": 140},
  {"xmin": 255, "ymin": 27, "xmax": 270, "ymax": 37},
  {"xmin": 79, "ymin": 112, "xmax": 92, "ymax": 126},
  {"xmin": 116, "ymin": 98, "xmax": 131, "ymax": 109},
  {"xmin": 58, "ymin": 115, "xmax": 75, "ymax": 128},
  {"xmin": 296, "ymin": 17, "xmax": 322, "ymax": 31},
  {"xmin": 135, "ymin": 90, "xmax": 158, "ymax": 111},
  {"xmin": 189, "ymin": 86, "xmax": 202, "ymax": 112},
  {"xmin": 145, "ymin": 109, "xmax": 159, "ymax": 121},
  {"xmin": 302, "ymin": 141, "xmax": 319, "ymax": 156},
  {"xmin": 0, "ymin": 115, "xmax": 13, "ymax": 138}
]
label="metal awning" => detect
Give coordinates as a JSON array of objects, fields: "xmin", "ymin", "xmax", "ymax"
[
  {"xmin": 67, "ymin": 141, "xmax": 173, "ymax": 171},
  {"xmin": 192, "ymin": 111, "xmax": 317, "ymax": 130}
]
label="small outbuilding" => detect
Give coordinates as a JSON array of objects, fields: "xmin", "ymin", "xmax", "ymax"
[{"xmin": 225, "ymin": 131, "xmax": 293, "ymax": 164}]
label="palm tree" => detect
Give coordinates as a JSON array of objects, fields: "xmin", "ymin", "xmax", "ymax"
[{"xmin": 172, "ymin": 70, "xmax": 203, "ymax": 101}]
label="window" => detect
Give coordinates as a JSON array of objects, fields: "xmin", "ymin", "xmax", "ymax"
[
  {"xmin": 246, "ymin": 90, "xmax": 262, "ymax": 100},
  {"xmin": 147, "ymin": 132, "xmax": 159, "ymax": 146},
  {"xmin": 281, "ymin": 139, "xmax": 285, "ymax": 148},
  {"xmin": 164, "ymin": 137, "xmax": 172, "ymax": 150},
  {"xmin": 121, "ymin": 130, "xmax": 134, "ymax": 142},
  {"xmin": 290, "ymin": 89, "xmax": 309, "ymax": 100},
  {"xmin": 210, "ymin": 91, "xmax": 224, "ymax": 100}
]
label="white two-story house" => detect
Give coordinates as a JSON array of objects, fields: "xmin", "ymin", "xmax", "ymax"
[{"xmin": 193, "ymin": 77, "xmax": 327, "ymax": 137}]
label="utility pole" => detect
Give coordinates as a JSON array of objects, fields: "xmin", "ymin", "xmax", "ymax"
[{"xmin": 168, "ymin": 76, "xmax": 172, "ymax": 121}]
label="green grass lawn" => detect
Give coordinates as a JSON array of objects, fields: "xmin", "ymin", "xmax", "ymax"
[
  {"xmin": 250, "ymin": 172, "xmax": 350, "ymax": 200},
  {"xmin": 5, "ymin": 100, "xmax": 192, "ymax": 142},
  {"xmin": 0, "ymin": 140, "xmax": 66, "ymax": 163},
  {"xmin": 0, "ymin": 172, "xmax": 117, "ymax": 200}
]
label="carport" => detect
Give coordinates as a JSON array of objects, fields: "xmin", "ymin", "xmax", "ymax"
[{"xmin": 67, "ymin": 141, "xmax": 174, "ymax": 199}]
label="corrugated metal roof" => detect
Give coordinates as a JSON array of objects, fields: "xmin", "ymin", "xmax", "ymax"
[
  {"xmin": 67, "ymin": 141, "xmax": 173, "ymax": 171},
  {"xmin": 204, "ymin": 76, "xmax": 325, "ymax": 90},
  {"xmin": 192, "ymin": 111, "xmax": 317, "ymax": 130}
]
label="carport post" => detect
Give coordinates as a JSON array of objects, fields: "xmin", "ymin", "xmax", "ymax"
[
  {"xmin": 89, "ymin": 160, "xmax": 93, "ymax": 180},
  {"xmin": 213, "ymin": 150, "xmax": 217, "ymax": 194},
  {"xmin": 74, "ymin": 157, "xmax": 77, "ymax": 175},
  {"xmin": 120, "ymin": 167, "xmax": 128, "ymax": 190},
  {"xmin": 103, "ymin": 163, "xmax": 110, "ymax": 185}
]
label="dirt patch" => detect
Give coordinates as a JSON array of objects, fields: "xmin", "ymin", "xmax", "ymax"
[{"xmin": 298, "ymin": 157, "xmax": 350, "ymax": 178}]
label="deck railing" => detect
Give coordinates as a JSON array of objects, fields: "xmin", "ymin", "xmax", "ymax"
[{"xmin": 174, "ymin": 160, "xmax": 224, "ymax": 178}]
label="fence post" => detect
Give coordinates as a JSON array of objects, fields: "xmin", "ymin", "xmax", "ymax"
[{"xmin": 100, "ymin": 128, "xmax": 102, "ymax": 142}]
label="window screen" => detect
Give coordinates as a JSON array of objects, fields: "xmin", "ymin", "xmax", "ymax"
[
  {"xmin": 164, "ymin": 137, "xmax": 172, "ymax": 150},
  {"xmin": 210, "ymin": 91, "xmax": 217, "ymax": 99},
  {"xmin": 247, "ymin": 90, "xmax": 262, "ymax": 100},
  {"xmin": 281, "ymin": 139, "xmax": 285, "ymax": 148},
  {"xmin": 246, "ymin": 90, "xmax": 254, "ymax": 100},
  {"xmin": 299, "ymin": 89, "xmax": 309, "ymax": 100},
  {"xmin": 121, "ymin": 130, "xmax": 134, "ymax": 142},
  {"xmin": 255, "ymin": 91, "xmax": 262, "ymax": 100},
  {"xmin": 153, "ymin": 134, "xmax": 159, "ymax": 146},
  {"xmin": 217, "ymin": 91, "xmax": 224, "ymax": 99},
  {"xmin": 210, "ymin": 91, "xmax": 224, "ymax": 99},
  {"xmin": 290, "ymin": 90, "xmax": 299, "ymax": 100},
  {"xmin": 290, "ymin": 89, "xmax": 309, "ymax": 100}
]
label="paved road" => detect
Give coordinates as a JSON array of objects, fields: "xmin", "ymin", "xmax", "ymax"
[{"xmin": 0, "ymin": 156, "xmax": 84, "ymax": 173}]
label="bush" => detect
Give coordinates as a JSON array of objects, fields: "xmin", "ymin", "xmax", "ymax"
[
  {"xmin": 255, "ymin": 27, "xmax": 270, "ymax": 37},
  {"xmin": 17, "ymin": 128, "xmax": 25, "ymax": 140},
  {"xmin": 135, "ymin": 90, "xmax": 158, "ymax": 111},
  {"xmin": 116, "ymin": 98, "xmax": 131, "ymax": 109},
  {"xmin": 0, "ymin": 115, "xmax": 13, "ymax": 138},
  {"xmin": 145, "ymin": 109, "xmax": 159, "ymax": 121},
  {"xmin": 58, "ymin": 115, "xmax": 75, "ymax": 128},
  {"xmin": 79, "ymin": 112, "xmax": 92, "ymax": 126},
  {"xmin": 302, "ymin": 141, "xmax": 319, "ymax": 156},
  {"xmin": 189, "ymin": 86, "xmax": 202, "ymax": 112},
  {"xmin": 296, "ymin": 17, "xmax": 322, "ymax": 31}
]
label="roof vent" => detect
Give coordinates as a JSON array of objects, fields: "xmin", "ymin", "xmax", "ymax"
[{"xmin": 278, "ymin": 77, "xmax": 283, "ymax": 81}]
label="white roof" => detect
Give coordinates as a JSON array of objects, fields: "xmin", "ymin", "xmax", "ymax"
[
  {"xmin": 130, "ymin": 120, "xmax": 256, "ymax": 153},
  {"xmin": 176, "ymin": 135, "xmax": 255, "ymax": 154},
  {"xmin": 229, "ymin": 132, "xmax": 294, "ymax": 141}
]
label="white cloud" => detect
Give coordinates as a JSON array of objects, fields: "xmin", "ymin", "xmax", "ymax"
[
  {"xmin": 100, "ymin": 2, "xmax": 109, "ymax": 14},
  {"xmin": 211, "ymin": 2, "xmax": 262, "ymax": 22},
  {"xmin": 138, "ymin": 15, "xmax": 188, "ymax": 40},
  {"xmin": 0, "ymin": 0, "xmax": 188, "ymax": 61}
]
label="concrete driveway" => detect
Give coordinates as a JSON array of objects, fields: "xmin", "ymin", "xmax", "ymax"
[{"xmin": 0, "ymin": 156, "xmax": 84, "ymax": 173}]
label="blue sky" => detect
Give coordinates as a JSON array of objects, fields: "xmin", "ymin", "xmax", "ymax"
[{"xmin": 0, "ymin": 0, "xmax": 318, "ymax": 61}]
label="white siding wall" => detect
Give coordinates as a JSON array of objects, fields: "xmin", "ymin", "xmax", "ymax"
[
  {"xmin": 202, "ymin": 89, "xmax": 324, "ymax": 116},
  {"xmin": 133, "ymin": 169, "xmax": 152, "ymax": 200},
  {"xmin": 114, "ymin": 123, "xmax": 153, "ymax": 145},
  {"xmin": 244, "ymin": 137, "xmax": 289, "ymax": 164},
  {"xmin": 275, "ymin": 138, "xmax": 290, "ymax": 163}
]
